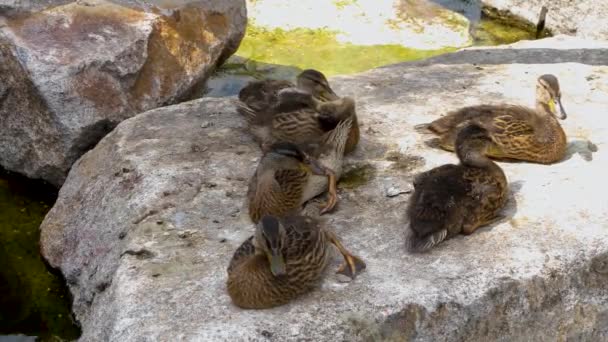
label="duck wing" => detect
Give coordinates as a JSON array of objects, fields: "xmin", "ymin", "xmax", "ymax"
[
  {"xmin": 227, "ymin": 236, "xmax": 255, "ymax": 273},
  {"xmin": 407, "ymin": 165, "xmax": 471, "ymax": 251},
  {"xmin": 237, "ymin": 79, "xmax": 295, "ymax": 124}
]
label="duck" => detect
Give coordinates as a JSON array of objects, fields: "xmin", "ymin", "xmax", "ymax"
[
  {"xmin": 238, "ymin": 69, "xmax": 338, "ymax": 111},
  {"xmin": 415, "ymin": 74, "xmax": 567, "ymax": 164},
  {"xmin": 246, "ymin": 128, "xmax": 351, "ymax": 223},
  {"xmin": 237, "ymin": 69, "xmax": 360, "ymax": 154},
  {"xmin": 227, "ymin": 215, "xmax": 366, "ymax": 309},
  {"xmin": 405, "ymin": 124, "xmax": 508, "ymax": 252}
]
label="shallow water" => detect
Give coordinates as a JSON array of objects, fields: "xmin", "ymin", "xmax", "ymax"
[
  {"xmin": 0, "ymin": 170, "xmax": 80, "ymax": 341},
  {"xmin": 204, "ymin": 4, "xmax": 541, "ymax": 97}
]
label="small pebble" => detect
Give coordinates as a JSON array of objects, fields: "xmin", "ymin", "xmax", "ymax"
[
  {"xmin": 200, "ymin": 121, "xmax": 213, "ymax": 128},
  {"xmin": 385, "ymin": 186, "xmax": 410, "ymax": 197}
]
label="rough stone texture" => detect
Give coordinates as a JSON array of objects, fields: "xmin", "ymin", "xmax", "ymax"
[
  {"xmin": 0, "ymin": 0, "xmax": 246, "ymax": 186},
  {"xmin": 483, "ymin": 0, "xmax": 608, "ymax": 41},
  {"xmin": 40, "ymin": 36, "xmax": 608, "ymax": 341},
  {"xmin": 246, "ymin": 0, "xmax": 472, "ymax": 49}
]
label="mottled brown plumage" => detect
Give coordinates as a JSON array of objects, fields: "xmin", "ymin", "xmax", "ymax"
[
  {"xmin": 405, "ymin": 124, "xmax": 508, "ymax": 252},
  {"xmin": 246, "ymin": 129, "xmax": 351, "ymax": 223},
  {"xmin": 237, "ymin": 69, "xmax": 360, "ymax": 154},
  {"xmin": 227, "ymin": 215, "xmax": 366, "ymax": 309},
  {"xmin": 416, "ymin": 74, "xmax": 567, "ymax": 164}
]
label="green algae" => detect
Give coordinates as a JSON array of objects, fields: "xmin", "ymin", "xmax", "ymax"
[
  {"xmin": 339, "ymin": 164, "xmax": 377, "ymax": 189},
  {"xmin": 332, "ymin": 0, "xmax": 358, "ymax": 10},
  {"xmin": 474, "ymin": 6, "xmax": 550, "ymax": 46},
  {"xmin": 205, "ymin": 8, "xmax": 541, "ymax": 97},
  {"xmin": 0, "ymin": 170, "xmax": 80, "ymax": 341},
  {"xmin": 234, "ymin": 24, "xmax": 457, "ymax": 77},
  {"xmin": 385, "ymin": 151, "xmax": 425, "ymax": 172},
  {"xmin": 214, "ymin": 12, "xmax": 540, "ymax": 81}
]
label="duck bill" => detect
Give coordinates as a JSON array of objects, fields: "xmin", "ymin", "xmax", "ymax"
[
  {"xmin": 318, "ymin": 87, "xmax": 339, "ymax": 101},
  {"xmin": 549, "ymin": 98, "xmax": 567, "ymax": 120},
  {"xmin": 555, "ymin": 98, "xmax": 567, "ymax": 120},
  {"xmin": 268, "ymin": 251, "xmax": 286, "ymax": 276}
]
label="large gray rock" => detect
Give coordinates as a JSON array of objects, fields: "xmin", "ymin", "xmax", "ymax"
[
  {"xmin": 0, "ymin": 0, "xmax": 246, "ymax": 186},
  {"xmin": 40, "ymin": 36, "xmax": 608, "ymax": 341},
  {"xmin": 483, "ymin": 0, "xmax": 608, "ymax": 41}
]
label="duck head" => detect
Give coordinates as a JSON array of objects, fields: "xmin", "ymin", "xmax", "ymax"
[
  {"xmin": 297, "ymin": 69, "xmax": 338, "ymax": 101},
  {"xmin": 536, "ymin": 74, "xmax": 567, "ymax": 120},
  {"xmin": 255, "ymin": 215, "xmax": 287, "ymax": 277}
]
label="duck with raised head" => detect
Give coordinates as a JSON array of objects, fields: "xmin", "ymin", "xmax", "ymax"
[
  {"xmin": 227, "ymin": 215, "xmax": 366, "ymax": 309},
  {"xmin": 405, "ymin": 124, "xmax": 508, "ymax": 252},
  {"xmin": 415, "ymin": 74, "xmax": 567, "ymax": 164},
  {"xmin": 237, "ymin": 69, "xmax": 360, "ymax": 154},
  {"xmin": 246, "ymin": 134, "xmax": 351, "ymax": 223}
]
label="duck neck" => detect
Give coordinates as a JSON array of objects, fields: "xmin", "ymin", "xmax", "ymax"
[
  {"xmin": 457, "ymin": 148, "xmax": 494, "ymax": 169},
  {"xmin": 534, "ymin": 101, "xmax": 560, "ymax": 140},
  {"xmin": 535, "ymin": 101, "xmax": 553, "ymax": 118},
  {"xmin": 318, "ymin": 97, "xmax": 355, "ymax": 121}
]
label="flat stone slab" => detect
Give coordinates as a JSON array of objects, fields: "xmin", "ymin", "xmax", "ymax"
[{"xmin": 40, "ymin": 36, "xmax": 608, "ymax": 341}]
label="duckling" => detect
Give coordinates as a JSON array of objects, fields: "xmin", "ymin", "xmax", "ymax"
[
  {"xmin": 227, "ymin": 215, "xmax": 366, "ymax": 309},
  {"xmin": 238, "ymin": 69, "xmax": 338, "ymax": 114},
  {"xmin": 416, "ymin": 74, "xmax": 567, "ymax": 164},
  {"xmin": 405, "ymin": 124, "xmax": 508, "ymax": 252},
  {"xmin": 247, "ymin": 132, "xmax": 350, "ymax": 223},
  {"xmin": 237, "ymin": 70, "xmax": 360, "ymax": 154}
]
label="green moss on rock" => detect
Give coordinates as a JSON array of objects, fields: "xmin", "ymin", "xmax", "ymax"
[
  {"xmin": 0, "ymin": 170, "xmax": 80, "ymax": 340},
  {"xmin": 339, "ymin": 164, "xmax": 377, "ymax": 189},
  {"xmin": 236, "ymin": 24, "xmax": 456, "ymax": 76},
  {"xmin": 474, "ymin": 6, "xmax": 550, "ymax": 45}
]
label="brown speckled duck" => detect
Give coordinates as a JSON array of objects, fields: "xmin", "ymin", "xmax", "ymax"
[
  {"xmin": 416, "ymin": 74, "xmax": 567, "ymax": 164},
  {"xmin": 237, "ymin": 69, "xmax": 360, "ymax": 154},
  {"xmin": 227, "ymin": 215, "xmax": 366, "ymax": 309},
  {"xmin": 405, "ymin": 124, "xmax": 508, "ymax": 252},
  {"xmin": 246, "ymin": 136, "xmax": 351, "ymax": 223}
]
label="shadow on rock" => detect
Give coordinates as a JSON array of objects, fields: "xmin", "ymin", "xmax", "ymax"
[{"xmin": 563, "ymin": 139, "xmax": 599, "ymax": 162}]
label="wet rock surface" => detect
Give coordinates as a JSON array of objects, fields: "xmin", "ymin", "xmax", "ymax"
[
  {"xmin": 483, "ymin": 0, "xmax": 608, "ymax": 41},
  {"xmin": 0, "ymin": 0, "xmax": 246, "ymax": 186},
  {"xmin": 41, "ymin": 36, "xmax": 608, "ymax": 341}
]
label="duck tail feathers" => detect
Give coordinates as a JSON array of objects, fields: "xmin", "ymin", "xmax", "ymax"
[
  {"xmin": 414, "ymin": 123, "xmax": 434, "ymax": 134},
  {"xmin": 405, "ymin": 226, "xmax": 448, "ymax": 253}
]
